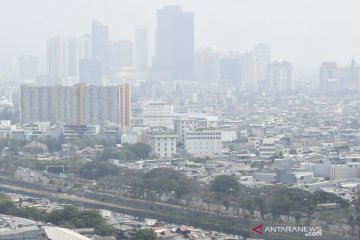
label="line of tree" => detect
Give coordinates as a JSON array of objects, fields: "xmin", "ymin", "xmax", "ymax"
[{"xmin": 0, "ymin": 196, "xmax": 115, "ymax": 237}]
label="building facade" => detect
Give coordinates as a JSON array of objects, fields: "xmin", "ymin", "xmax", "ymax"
[
  {"xmin": 146, "ymin": 127, "xmax": 177, "ymax": 158},
  {"xmin": 154, "ymin": 6, "xmax": 194, "ymax": 81},
  {"xmin": 143, "ymin": 102, "xmax": 174, "ymax": 129},
  {"xmin": 20, "ymin": 83, "xmax": 131, "ymax": 127},
  {"xmin": 184, "ymin": 129, "xmax": 222, "ymax": 158}
]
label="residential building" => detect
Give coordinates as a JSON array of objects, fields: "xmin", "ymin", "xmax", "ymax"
[
  {"xmin": 320, "ymin": 60, "xmax": 360, "ymax": 94},
  {"xmin": 20, "ymin": 83, "xmax": 131, "ymax": 127},
  {"xmin": 184, "ymin": 128, "xmax": 222, "ymax": 158},
  {"xmin": 79, "ymin": 59, "xmax": 100, "ymax": 85},
  {"xmin": 92, "ymin": 20, "xmax": 109, "ymax": 76},
  {"xmin": 143, "ymin": 102, "xmax": 174, "ymax": 129},
  {"xmin": 18, "ymin": 55, "xmax": 38, "ymax": 83},
  {"xmin": 109, "ymin": 40, "xmax": 133, "ymax": 71},
  {"xmin": 146, "ymin": 127, "xmax": 177, "ymax": 158},
  {"xmin": 267, "ymin": 61, "xmax": 293, "ymax": 95},
  {"xmin": 135, "ymin": 25, "xmax": 148, "ymax": 70},
  {"xmin": 254, "ymin": 44, "xmax": 271, "ymax": 87}
]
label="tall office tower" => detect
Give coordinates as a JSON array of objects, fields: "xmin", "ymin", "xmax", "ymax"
[
  {"xmin": 109, "ymin": 40, "xmax": 133, "ymax": 71},
  {"xmin": 254, "ymin": 44, "xmax": 271, "ymax": 87},
  {"xmin": 320, "ymin": 60, "xmax": 360, "ymax": 94},
  {"xmin": 18, "ymin": 55, "xmax": 39, "ymax": 83},
  {"xmin": 154, "ymin": 6, "xmax": 194, "ymax": 80},
  {"xmin": 91, "ymin": 20, "xmax": 109, "ymax": 76},
  {"xmin": 135, "ymin": 26, "xmax": 148, "ymax": 70},
  {"xmin": 320, "ymin": 62, "xmax": 337, "ymax": 94},
  {"xmin": 219, "ymin": 57, "xmax": 241, "ymax": 90},
  {"xmin": 21, "ymin": 83, "xmax": 131, "ymax": 127},
  {"xmin": 67, "ymin": 38, "xmax": 79, "ymax": 77},
  {"xmin": 79, "ymin": 34, "xmax": 92, "ymax": 59},
  {"xmin": 79, "ymin": 59, "xmax": 100, "ymax": 85},
  {"xmin": 47, "ymin": 37, "xmax": 68, "ymax": 85},
  {"xmin": 240, "ymin": 52, "xmax": 258, "ymax": 91},
  {"xmin": 267, "ymin": 61, "xmax": 293, "ymax": 95},
  {"xmin": 195, "ymin": 48, "xmax": 219, "ymax": 84}
]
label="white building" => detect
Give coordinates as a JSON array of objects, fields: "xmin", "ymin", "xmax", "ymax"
[
  {"xmin": 143, "ymin": 102, "xmax": 174, "ymax": 129},
  {"xmin": 184, "ymin": 128, "xmax": 222, "ymax": 158},
  {"xmin": 121, "ymin": 131, "xmax": 141, "ymax": 144},
  {"xmin": 221, "ymin": 128, "xmax": 237, "ymax": 142},
  {"xmin": 267, "ymin": 61, "xmax": 293, "ymax": 95},
  {"xmin": 174, "ymin": 117, "xmax": 199, "ymax": 144},
  {"xmin": 0, "ymin": 121, "xmax": 24, "ymax": 139},
  {"xmin": 146, "ymin": 127, "xmax": 177, "ymax": 158}
]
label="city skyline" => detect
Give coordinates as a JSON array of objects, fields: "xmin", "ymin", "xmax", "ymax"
[{"xmin": 1, "ymin": 0, "xmax": 360, "ymax": 76}]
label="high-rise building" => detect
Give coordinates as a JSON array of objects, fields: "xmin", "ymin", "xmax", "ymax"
[
  {"xmin": 47, "ymin": 38, "xmax": 68, "ymax": 85},
  {"xmin": 47, "ymin": 37, "xmax": 87, "ymax": 86},
  {"xmin": 109, "ymin": 40, "xmax": 133, "ymax": 71},
  {"xmin": 240, "ymin": 52, "xmax": 257, "ymax": 91},
  {"xmin": 154, "ymin": 6, "xmax": 194, "ymax": 81},
  {"xmin": 219, "ymin": 57, "xmax": 241, "ymax": 90},
  {"xmin": 320, "ymin": 62, "xmax": 337, "ymax": 93},
  {"xmin": 67, "ymin": 38, "xmax": 79, "ymax": 77},
  {"xmin": 135, "ymin": 26, "xmax": 148, "ymax": 70},
  {"xmin": 79, "ymin": 34, "xmax": 92, "ymax": 59},
  {"xmin": 195, "ymin": 48, "xmax": 219, "ymax": 84},
  {"xmin": 320, "ymin": 60, "xmax": 360, "ymax": 94},
  {"xmin": 267, "ymin": 61, "xmax": 293, "ymax": 95},
  {"xmin": 21, "ymin": 83, "xmax": 131, "ymax": 127},
  {"xmin": 254, "ymin": 44, "xmax": 271, "ymax": 86},
  {"xmin": 79, "ymin": 59, "xmax": 100, "ymax": 85},
  {"xmin": 18, "ymin": 55, "xmax": 38, "ymax": 83},
  {"xmin": 91, "ymin": 20, "xmax": 109, "ymax": 76}
]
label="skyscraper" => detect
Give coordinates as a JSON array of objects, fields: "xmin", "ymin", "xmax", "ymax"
[
  {"xmin": 47, "ymin": 37, "xmax": 68, "ymax": 85},
  {"xmin": 109, "ymin": 40, "xmax": 133, "ymax": 71},
  {"xmin": 79, "ymin": 59, "xmax": 100, "ymax": 85},
  {"xmin": 19, "ymin": 55, "xmax": 39, "ymax": 83},
  {"xmin": 91, "ymin": 20, "xmax": 109, "ymax": 76},
  {"xmin": 267, "ymin": 61, "xmax": 293, "ymax": 95},
  {"xmin": 195, "ymin": 48, "xmax": 219, "ymax": 84},
  {"xmin": 79, "ymin": 34, "xmax": 92, "ymax": 59},
  {"xmin": 254, "ymin": 44, "xmax": 271, "ymax": 84},
  {"xmin": 154, "ymin": 6, "xmax": 194, "ymax": 81},
  {"xmin": 67, "ymin": 38, "xmax": 79, "ymax": 77},
  {"xmin": 135, "ymin": 25, "xmax": 148, "ymax": 70},
  {"xmin": 219, "ymin": 57, "xmax": 241, "ymax": 90},
  {"xmin": 240, "ymin": 52, "xmax": 258, "ymax": 91}
]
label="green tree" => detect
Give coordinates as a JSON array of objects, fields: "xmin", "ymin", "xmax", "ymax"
[
  {"xmin": 126, "ymin": 143, "xmax": 152, "ymax": 160},
  {"xmin": 143, "ymin": 168, "xmax": 196, "ymax": 197},
  {"xmin": 132, "ymin": 229, "xmax": 157, "ymax": 240},
  {"xmin": 79, "ymin": 161, "xmax": 120, "ymax": 180},
  {"xmin": 289, "ymin": 149, "xmax": 297, "ymax": 154},
  {"xmin": 210, "ymin": 175, "xmax": 241, "ymax": 194}
]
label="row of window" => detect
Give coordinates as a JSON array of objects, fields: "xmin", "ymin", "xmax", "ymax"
[
  {"xmin": 158, "ymin": 142, "xmax": 174, "ymax": 146},
  {"xmin": 157, "ymin": 148, "xmax": 175, "ymax": 151},
  {"xmin": 186, "ymin": 132, "xmax": 221, "ymax": 136},
  {"xmin": 186, "ymin": 137, "xmax": 221, "ymax": 140}
]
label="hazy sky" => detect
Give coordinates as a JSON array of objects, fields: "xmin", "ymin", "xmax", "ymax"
[{"xmin": 1, "ymin": 0, "xmax": 360, "ymax": 75}]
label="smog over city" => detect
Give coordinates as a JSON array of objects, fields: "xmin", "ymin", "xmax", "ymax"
[{"xmin": 0, "ymin": 1, "xmax": 360, "ymax": 240}]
